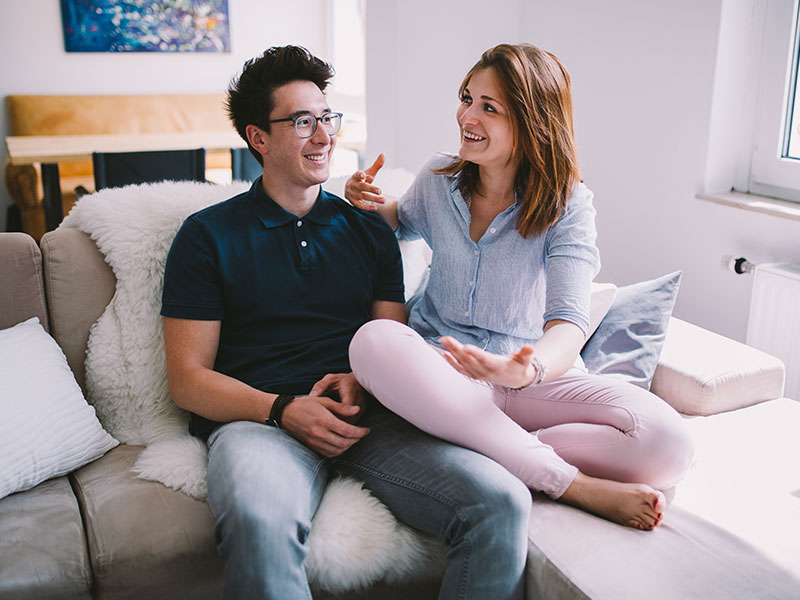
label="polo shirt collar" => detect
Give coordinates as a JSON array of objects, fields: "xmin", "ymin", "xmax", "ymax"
[
  {"xmin": 247, "ymin": 177, "xmax": 335, "ymax": 229},
  {"xmin": 304, "ymin": 189, "xmax": 336, "ymax": 225}
]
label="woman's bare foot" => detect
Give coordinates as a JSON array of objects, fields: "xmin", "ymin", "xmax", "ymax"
[{"xmin": 558, "ymin": 472, "xmax": 666, "ymax": 530}]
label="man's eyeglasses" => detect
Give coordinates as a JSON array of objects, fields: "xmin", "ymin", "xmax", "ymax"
[{"xmin": 267, "ymin": 112, "xmax": 343, "ymax": 138}]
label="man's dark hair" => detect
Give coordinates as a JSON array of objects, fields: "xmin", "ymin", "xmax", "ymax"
[{"xmin": 226, "ymin": 45, "xmax": 335, "ymax": 164}]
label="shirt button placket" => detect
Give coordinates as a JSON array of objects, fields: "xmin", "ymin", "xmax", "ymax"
[
  {"xmin": 295, "ymin": 220, "xmax": 313, "ymax": 269},
  {"xmin": 466, "ymin": 247, "xmax": 480, "ymax": 323}
]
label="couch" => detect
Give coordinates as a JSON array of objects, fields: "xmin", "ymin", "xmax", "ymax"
[
  {"xmin": 4, "ymin": 94, "xmax": 232, "ymax": 241},
  {"xmin": 2, "ymin": 180, "xmax": 799, "ymax": 599}
]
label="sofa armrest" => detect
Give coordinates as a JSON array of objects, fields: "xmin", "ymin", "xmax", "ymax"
[{"xmin": 651, "ymin": 317, "xmax": 785, "ymax": 416}]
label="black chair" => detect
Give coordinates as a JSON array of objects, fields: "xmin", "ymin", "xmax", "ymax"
[
  {"xmin": 5, "ymin": 204, "xmax": 23, "ymax": 233},
  {"xmin": 92, "ymin": 149, "xmax": 206, "ymax": 191},
  {"xmin": 230, "ymin": 148, "xmax": 263, "ymax": 182}
]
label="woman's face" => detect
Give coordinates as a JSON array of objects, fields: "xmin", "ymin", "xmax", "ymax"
[{"xmin": 456, "ymin": 67, "xmax": 514, "ymax": 171}]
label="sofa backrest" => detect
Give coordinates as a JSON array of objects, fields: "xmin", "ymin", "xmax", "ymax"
[
  {"xmin": 0, "ymin": 233, "xmax": 49, "ymax": 332},
  {"xmin": 40, "ymin": 229, "xmax": 116, "ymax": 393}
]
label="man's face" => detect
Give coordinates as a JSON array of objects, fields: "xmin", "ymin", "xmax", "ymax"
[{"xmin": 262, "ymin": 80, "xmax": 336, "ymax": 190}]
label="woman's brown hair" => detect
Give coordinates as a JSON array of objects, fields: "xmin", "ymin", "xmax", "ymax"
[{"xmin": 436, "ymin": 43, "xmax": 579, "ymax": 237}]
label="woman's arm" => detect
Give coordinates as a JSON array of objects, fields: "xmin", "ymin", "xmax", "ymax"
[
  {"xmin": 532, "ymin": 319, "xmax": 586, "ymax": 380},
  {"xmin": 344, "ymin": 153, "xmax": 399, "ymax": 230}
]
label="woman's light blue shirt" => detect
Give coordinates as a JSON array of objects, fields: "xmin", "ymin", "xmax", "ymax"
[{"xmin": 397, "ymin": 155, "xmax": 600, "ymax": 356}]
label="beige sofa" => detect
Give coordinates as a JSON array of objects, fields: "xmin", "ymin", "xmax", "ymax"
[{"xmin": 1, "ymin": 222, "xmax": 799, "ymax": 599}]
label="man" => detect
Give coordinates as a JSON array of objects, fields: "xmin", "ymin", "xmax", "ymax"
[{"xmin": 161, "ymin": 45, "xmax": 530, "ymax": 599}]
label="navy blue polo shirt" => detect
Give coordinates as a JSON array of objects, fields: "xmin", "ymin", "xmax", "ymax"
[{"xmin": 161, "ymin": 178, "xmax": 404, "ymax": 437}]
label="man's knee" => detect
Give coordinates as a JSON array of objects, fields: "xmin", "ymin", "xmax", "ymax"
[
  {"xmin": 440, "ymin": 459, "xmax": 530, "ymax": 576},
  {"xmin": 450, "ymin": 455, "xmax": 531, "ymax": 535},
  {"xmin": 481, "ymin": 468, "xmax": 531, "ymax": 529},
  {"xmin": 222, "ymin": 491, "xmax": 311, "ymax": 548},
  {"xmin": 207, "ymin": 423, "xmax": 324, "ymax": 552}
]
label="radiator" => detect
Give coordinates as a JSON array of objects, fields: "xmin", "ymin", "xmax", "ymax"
[{"xmin": 746, "ymin": 263, "xmax": 800, "ymax": 401}]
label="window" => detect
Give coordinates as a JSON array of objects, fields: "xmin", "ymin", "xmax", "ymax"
[
  {"xmin": 748, "ymin": 0, "xmax": 800, "ymax": 202},
  {"xmin": 789, "ymin": 39, "xmax": 800, "ymax": 159}
]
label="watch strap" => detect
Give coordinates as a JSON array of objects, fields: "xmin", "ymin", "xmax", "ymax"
[{"xmin": 266, "ymin": 394, "xmax": 296, "ymax": 428}]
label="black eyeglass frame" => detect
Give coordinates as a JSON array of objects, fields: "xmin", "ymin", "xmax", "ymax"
[{"xmin": 266, "ymin": 111, "xmax": 344, "ymax": 138}]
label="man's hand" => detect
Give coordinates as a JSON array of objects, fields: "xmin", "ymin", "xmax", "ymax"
[
  {"xmin": 440, "ymin": 336, "xmax": 537, "ymax": 389},
  {"xmin": 344, "ymin": 153, "xmax": 386, "ymax": 211},
  {"xmin": 308, "ymin": 372, "xmax": 367, "ymax": 421},
  {"xmin": 280, "ymin": 394, "xmax": 370, "ymax": 458}
]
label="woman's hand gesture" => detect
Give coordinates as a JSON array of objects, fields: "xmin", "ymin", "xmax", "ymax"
[
  {"xmin": 344, "ymin": 153, "xmax": 386, "ymax": 211},
  {"xmin": 440, "ymin": 336, "xmax": 539, "ymax": 389}
]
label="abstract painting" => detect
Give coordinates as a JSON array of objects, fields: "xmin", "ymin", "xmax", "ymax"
[{"xmin": 60, "ymin": 0, "xmax": 230, "ymax": 53}]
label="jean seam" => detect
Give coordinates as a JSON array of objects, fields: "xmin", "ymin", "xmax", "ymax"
[
  {"xmin": 330, "ymin": 459, "xmax": 473, "ymax": 599},
  {"xmin": 331, "ymin": 458, "xmax": 461, "ymax": 508},
  {"xmin": 509, "ymin": 394, "xmax": 640, "ymax": 436}
]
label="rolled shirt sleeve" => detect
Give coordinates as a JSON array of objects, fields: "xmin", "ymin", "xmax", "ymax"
[{"xmin": 542, "ymin": 183, "xmax": 601, "ymax": 335}]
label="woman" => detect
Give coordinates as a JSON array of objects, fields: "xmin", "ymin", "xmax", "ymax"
[{"xmin": 345, "ymin": 43, "xmax": 693, "ymax": 530}]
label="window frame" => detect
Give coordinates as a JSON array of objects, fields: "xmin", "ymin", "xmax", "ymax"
[{"xmin": 747, "ymin": 0, "xmax": 800, "ymax": 202}]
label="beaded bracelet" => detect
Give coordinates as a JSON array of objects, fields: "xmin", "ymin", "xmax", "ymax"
[{"xmin": 511, "ymin": 355, "xmax": 548, "ymax": 391}]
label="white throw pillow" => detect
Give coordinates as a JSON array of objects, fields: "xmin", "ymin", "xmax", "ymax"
[
  {"xmin": 0, "ymin": 317, "xmax": 118, "ymax": 500},
  {"xmin": 588, "ymin": 282, "xmax": 618, "ymax": 338}
]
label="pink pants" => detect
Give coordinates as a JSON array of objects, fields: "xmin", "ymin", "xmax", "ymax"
[{"xmin": 349, "ymin": 320, "xmax": 694, "ymax": 499}]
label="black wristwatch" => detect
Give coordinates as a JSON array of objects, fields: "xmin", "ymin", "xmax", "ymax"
[{"xmin": 266, "ymin": 394, "xmax": 296, "ymax": 428}]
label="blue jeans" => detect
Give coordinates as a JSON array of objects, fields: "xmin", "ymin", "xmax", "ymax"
[{"xmin": 207, "ymin": 403, "xmax": 530, "ymax": 600}]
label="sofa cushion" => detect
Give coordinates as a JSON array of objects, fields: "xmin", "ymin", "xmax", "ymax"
[
  {"xmin": 0, "ymin": 317, "xmax": 118, "ymax": 500},
  {"xmin": 40, "ymin": 228, "xmax": 116, "ymax": 393},
  {"xmin": 70, "ymin": 444, "xmax": 223, "ymax": 600},
  {"xmin": 0, "ymin": 232, "xmax": 49, "ymax": 331},
  {"xmin": 581, "ymin": 271, "xmax": 681, "ymax": 389},
  {"xmin": 0, "ymin": 477, "xmax": 92, "ymax": 600},
  {"xmin": 587, "ymin": 282, "xmax": 616, "ymax": 338},
  {"xmin": 70, "ymin": 443, "xmax": 443, "ymax": 600},
  {"xmin": 525, "ymin": 397, "xmax": 800, "ymax": 599},
  {"xmin": 651, "ymin": 317, "xmax": 785, "ymax": 415}
]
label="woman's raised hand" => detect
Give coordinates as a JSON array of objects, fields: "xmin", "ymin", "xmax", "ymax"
[
  {"xmin": 344, "ymin": 153, "xmax": 386, "ymax": 211},
  {"xmin": 440, "ymin": 336, "xmax": 538, "ymax": 389}
]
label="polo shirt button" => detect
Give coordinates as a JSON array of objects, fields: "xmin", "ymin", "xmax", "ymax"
[
  {"xmin": 297, "ymin": 220, "xmax": 303, "ymax": 227},
  {"xmin": 464, "ymin": 310, "xmax": 470, "ymax": 317},
  {"xmin": 300, "ymin": 241, "xmax": 308, "ymax": 247},
  {"xmin": 473, "ymin": 250, "xmax": 479, "ymax": 256},
  {"xmin": 490, "ymin": 227, "xmax": 496, "ymax": 233},
  {"xmin": 469, "ymin": 280, "xmax": 474, "ymax": 286}
]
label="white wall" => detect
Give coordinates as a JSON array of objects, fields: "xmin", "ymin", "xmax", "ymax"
[
  {"xmin": 0, "ymin": 0, "xmax": 328, "ymax": 231},
  {"xmin": 365, "ymin": 0, "xmax": 523, "ymax": 173},
  {"xmin": 365, "ymin": 0, "xmax": 800, "ymax": 341},
  {"xmin": 6, "ymin": 1, "xmax": 799, "ymax": 341}
]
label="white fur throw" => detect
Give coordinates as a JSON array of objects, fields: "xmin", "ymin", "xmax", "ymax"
[{"xmin": 60, "ymin": 174, "xmax": 444, "ymax": 592}]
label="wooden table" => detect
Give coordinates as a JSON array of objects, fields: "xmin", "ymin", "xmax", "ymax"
[{"xmin": 5, "ymin": 132, "xmax": 248, "ymax": 231}]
